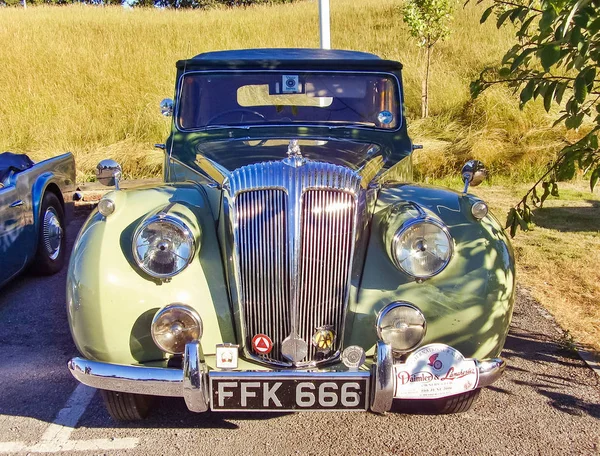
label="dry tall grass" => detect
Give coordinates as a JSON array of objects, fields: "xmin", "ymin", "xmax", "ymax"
[{"xmin": 0, "ymin": 0, "xmax": 571, "ymax": 180}]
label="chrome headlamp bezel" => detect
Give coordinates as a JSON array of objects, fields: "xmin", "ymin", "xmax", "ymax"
[
  {"xmin": 391, "ymin": 216, "xmax": 454, "ymax": 279},
  {"xmin": 132, "ymin": 214, "xmax": 196, "ymax": 279}
]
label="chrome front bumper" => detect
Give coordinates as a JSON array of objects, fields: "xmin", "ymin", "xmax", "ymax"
[{"xmin": 68, "ymin": 341, "xmax": 506, "ymax": 413}]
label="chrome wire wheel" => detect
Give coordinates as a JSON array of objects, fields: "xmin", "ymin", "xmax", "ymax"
[{"xmin": 43, "ymin": 207, "xmax": 63, "ymax": 261}]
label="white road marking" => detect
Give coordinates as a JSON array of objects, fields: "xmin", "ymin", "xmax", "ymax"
[{"xmin": 0, "ymin": 384, "xmax": 139, "ymax": 453}]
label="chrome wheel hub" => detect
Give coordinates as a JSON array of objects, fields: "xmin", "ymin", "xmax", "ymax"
[{"xmin": 43, "ymin": 207, "xmax": 62, "ymax": 260}]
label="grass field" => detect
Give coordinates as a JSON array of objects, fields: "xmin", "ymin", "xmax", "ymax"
[
  {"xmin": 0, "ymin": 0, "xmax": 581, "ymax": 181},
  {"xmin": 1, "ymin": 2, "xmax": 598, "ymax": 356}
]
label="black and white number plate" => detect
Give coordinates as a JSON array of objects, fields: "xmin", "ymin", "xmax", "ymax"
[{"xmin": 210, "ymin": 373, "xmax": 369, "ymax": 411}]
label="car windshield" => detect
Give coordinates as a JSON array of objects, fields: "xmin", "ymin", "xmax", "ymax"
[{"xmin": 177, "ymin": 71, "xmax": 400, "ymax": 130}]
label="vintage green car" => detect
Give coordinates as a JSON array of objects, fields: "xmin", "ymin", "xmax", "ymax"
[{"xmin": 67, "ymin": 49, "xmax": 515, "ymax": 421}]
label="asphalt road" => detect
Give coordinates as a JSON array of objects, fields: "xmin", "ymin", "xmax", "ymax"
[{"xmin": 0, "ymin": 216, "xmax": 599, "ymax": 456}]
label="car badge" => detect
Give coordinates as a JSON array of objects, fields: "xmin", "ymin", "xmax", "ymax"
[
  {"xmin": 251, "ymin": 334, "xmax": 273, "ymax": 355},
  {"xmin": 281, "ymin": 334, "xmax": 308, "ymax": 362},
  {"xmin": 312, "ymin": 326, "xmax": 336, "ymax": 353},
  {"xmin": 216, "ymin": 343, "xmax": 239, "ymax": 370},
  {"xmin": 341, "ymin": 345, "xmax": 366, "ymax": 370},
  {"xmin": 377, "ymin": 110, "xmax": 394, "ymax": 125}
]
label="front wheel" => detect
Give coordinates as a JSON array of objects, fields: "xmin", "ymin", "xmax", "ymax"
[
  {"xmin": 391, "ymin": 389, "xmax": 481, "ymax": 414},
  {"xmin": 32, "ymin": 192, "xmax": 65, "ymax": 275},
  {"xmin": 100, "ymin": 390, "xmax": 155, "ymax": 421}
]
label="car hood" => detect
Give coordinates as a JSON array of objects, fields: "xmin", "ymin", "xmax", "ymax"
[{"xmin": 183, "ymin": 137, "xmax": 405, "ymax": 187}]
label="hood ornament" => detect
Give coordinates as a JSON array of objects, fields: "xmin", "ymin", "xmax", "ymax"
[{"xmin": 283, "ymin": 139, "xmax": 305, "ymax": 168}]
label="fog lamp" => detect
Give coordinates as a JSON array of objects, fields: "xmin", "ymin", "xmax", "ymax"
[
  {"xmin": 151, "ymin": 304, "xmax": 203, "ymax": 354},
  {"xmin": 376, "ymin": 302, "xmax": 426, "ymax": 353}
]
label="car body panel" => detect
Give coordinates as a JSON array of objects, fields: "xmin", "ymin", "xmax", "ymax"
[{"xmin": 0, "ymin": 152, "xmax": 75, "ymax": 287}]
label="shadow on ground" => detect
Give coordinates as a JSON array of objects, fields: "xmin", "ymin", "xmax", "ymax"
[{"xmin": 533, "ymin": 199, "xmax": 600, "ymax": 233}]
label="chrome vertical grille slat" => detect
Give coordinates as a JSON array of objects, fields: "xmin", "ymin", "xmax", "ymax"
[{"xmin": 227, "ymin": 160, "xmax": 362, "ymax": 366}]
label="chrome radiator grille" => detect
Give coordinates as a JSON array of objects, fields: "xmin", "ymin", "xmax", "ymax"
[
  {"xmin": 236, "ymin": 190, "xmax": 290, "ymax": 362},
  {"xmin": 227, "ymin": 161, "xmax": 362, "ymax": 366}
]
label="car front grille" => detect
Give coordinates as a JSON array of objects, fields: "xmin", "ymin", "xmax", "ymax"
[{"xmin": 227, "ymin": 160, "xmax": 362, "ymax": 366}]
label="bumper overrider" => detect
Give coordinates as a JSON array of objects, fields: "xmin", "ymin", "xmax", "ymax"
[{"xmin": 68, "ymin": 341, "xmax": 505, "ymax": 413}]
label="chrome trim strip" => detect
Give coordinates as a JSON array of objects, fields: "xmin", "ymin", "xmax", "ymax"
[
  {"xmin": 476, "ymin": 358, "xmax": 506, "ymax": 388},
  {"xmin": 370, "ymin": 341, "xmax": 394, "ymax": 413},
  {"xmin": 209, "ymin": 371, "xmax": 371, "ymax": 379},
  {"xmin": 173, "ymin": 69, "xmax": 404, "ymax": 133},
  {"xmin": 67, "ymin": 357, "xmax": 183, "ymax": 397},
  {"xmin": 169, "ymin": 156, "xmax": 223, "ymax": 188},
  {"xmin": 183, "ymin": 341, "xmax": 209, "ymax": 412}
]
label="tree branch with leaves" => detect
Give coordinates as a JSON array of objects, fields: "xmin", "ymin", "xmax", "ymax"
[{"xmin": 470, "ymin": 0, "xmax": 600, "ymax": 236}]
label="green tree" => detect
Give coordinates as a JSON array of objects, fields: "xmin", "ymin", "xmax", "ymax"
[
  {"xmin": 471, "ymin": 0, "xmax": 600, "ymax": 236},
  {"xmin": 402, "ymin": 0, "xmax": 455, "ymax": 118}
]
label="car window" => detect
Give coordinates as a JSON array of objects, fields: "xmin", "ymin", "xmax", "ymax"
[{"xmin": 178, "ymin": 71, "xmax": 400, "ymax": 131}]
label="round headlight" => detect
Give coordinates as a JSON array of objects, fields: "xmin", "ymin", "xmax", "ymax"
[
  {"xmin": 133, "ymin": 215, "xmax": 195, "ymax": 278},
  {"xmin": 151, "ymin": 303, "xmax": 203, "ymax": 354},
  {"xmin": 392, "ymin": 219, "xmax": 453, "ymax": 279},
  {"xmin": 377, "ymin": 302, "xmax": 426, "ymax": 353}
]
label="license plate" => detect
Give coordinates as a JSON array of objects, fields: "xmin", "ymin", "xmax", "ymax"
[{"xmin": 210, "ymin": 373, "xmax": 369, "ymax": 411}]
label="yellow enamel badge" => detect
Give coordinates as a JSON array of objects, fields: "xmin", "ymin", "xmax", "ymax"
[{"xmin": 312, "ymin": 327, "xmax": 336, "ymax": 352}]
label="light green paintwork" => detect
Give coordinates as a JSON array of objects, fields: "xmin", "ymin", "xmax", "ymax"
[
  {"xmin": 67, "ymin": 183, "xmax": 235, "ymax": 364},
  {"xmin": 68, "ymin": 173, "xmax": 514, "ymax": 366},
  {"xmin": 346, "ymin": 184, "xmax": 515, "ymax": 361}
]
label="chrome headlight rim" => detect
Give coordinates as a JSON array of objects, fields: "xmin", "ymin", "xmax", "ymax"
[
  {"xmin": 391, "ymin": 217, "xmax": 454, "ymax": 279},
  {"xmin": 132, "ymin": 213, "xmax": 196, "ymax": 279},
  {"xmin": 376, "ymin": 302, "xmax": 427, "ymax": 354},
  {"xmin": 151, "ymin": 303, "xmax": 203, "ymax": 355}
]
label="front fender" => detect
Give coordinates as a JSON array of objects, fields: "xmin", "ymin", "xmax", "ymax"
[
  {"xmin": 347, "ymin": 184, "xmax": 515, "ymax": 360},
  {"xmin": 67, "ymin": 183, "xmax": 233, "ymax": 365}
]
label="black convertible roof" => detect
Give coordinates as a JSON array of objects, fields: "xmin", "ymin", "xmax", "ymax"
[{"xmin": 176, "ymin": 48, "xmax": 402, "ymax": 71}]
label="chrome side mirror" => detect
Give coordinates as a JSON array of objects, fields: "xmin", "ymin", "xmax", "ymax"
[
  {"xmin": 96, "ymin": 159, "xmax": 122, "ymax": 190},
  {"xmin": 160, "ymin": 98, "xmax": 174, "ymax": 117},
  {"xmin": 461, "ymin": 160, "xmax": 487, "ymax": 193}
]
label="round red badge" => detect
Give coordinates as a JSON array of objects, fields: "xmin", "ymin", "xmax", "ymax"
[{"xmin": 251, "ymin": 334, "xmax": 273, "ymax": 355}]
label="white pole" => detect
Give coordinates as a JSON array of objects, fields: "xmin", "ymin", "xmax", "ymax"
[
  {"xmin": 23, "ymin": 0, "xmax": 26, "ymax": 9},
  {"xmin": 319, "ymin": 0, "xmax": 331, "ymax": 49}
]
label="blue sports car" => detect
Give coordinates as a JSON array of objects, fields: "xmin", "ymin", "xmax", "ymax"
[{"xmin": 0, "ymin": 152, "xmax": 76, "ymax": 287}]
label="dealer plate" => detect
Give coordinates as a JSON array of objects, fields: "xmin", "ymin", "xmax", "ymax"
[
  {"xmin": 393, "ymin": 343, "xmax": 479, "ymax": 399},
  {"xmin": 210, "ymin": 373, "xmax": 369, "ymax": 411}
]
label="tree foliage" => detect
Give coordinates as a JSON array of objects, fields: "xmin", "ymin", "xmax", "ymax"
[
  {"xmin": 402, "ymin": 0, "xmax": 455, "ymax": 117},
  {"xmin": 471, "ymin": 0, "xmax": 600, "ymax": 236},
  {"xmin": 403, "ymin": 0, "xmax": 454, "ymax": 46}
]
